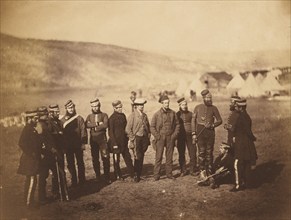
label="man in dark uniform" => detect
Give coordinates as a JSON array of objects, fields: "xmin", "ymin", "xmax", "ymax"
[
  {"xmin": 17, "ymin": 110, "xmax": 41, "ymax": 207},
  {"xmin": 224, "ymin": 96, "xmax": 241, "ymax": 147},
  {"xmin": 176, "ymin": 97, "xmax": 198, "ymax": 177},
  {"xmin": 126, "ymin": 98, "xmax": 151, "ymax": 182},
  {"xmin": 231, "ymin": 99, "xmax": 258, "ymax": 192},
  {"xmin": 47, "ymin": 104, "xmax": 69, "ymax": 201},
  {"xmin": 150, "ymin": 95, "xmax": 180, "ymax": 181},
  {"xmin": 192, "ymin": 89, "xmax": 222, "ymax": 180},
  {"xmin": 61, "ymin": 100, "xmax": 87, "ymax": 187},
  {"xmin": 108, "ymin": 100, "xmax": 135, "ymax": 181},
  {"xmin": 198, "ymin": 142, "xmax": 234, "ymax": 189},
  {"xmin": 210, "ymin": 142, "xmax": 234, "ymax": 189},
  {"xmin": 36, "ymin": 106, "xmax": 59, "ymax": 204},
  {"xmin": 85, "ymin": 98, "xmax": 110, "ymax": 183}
]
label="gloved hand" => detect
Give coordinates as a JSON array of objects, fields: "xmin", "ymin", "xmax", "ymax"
[
  {"xmin": 192, "ymin": 134, "xmax": 197, "ymax": 144},
  {"xmin": 205, "ymin": 123, "xmax": 214, "ymax": 129},
  {"xmin": 128, "ymin": 141, "xmax": 135, "ymax": 149}
]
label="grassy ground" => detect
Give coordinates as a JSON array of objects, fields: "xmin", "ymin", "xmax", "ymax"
[{"xmin": 0, "ymin": 89, "xmax": 290, "ymax": 220}]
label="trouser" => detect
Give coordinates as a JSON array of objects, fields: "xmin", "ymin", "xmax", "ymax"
[
  {"xmin": 153, "ymin": 134, "xmax": 175, "ymax": 179},
  {"xmin": 66, "ymin": 148, "xmax": 85, "ymax": 186},
  {"xmin": 234, "ymin": 159, "xmax": 252, "ymax": 188},
  {"xmin": 90, "ymin": 137, "xmax": 110, "ymax": 178},
  {"xmin": 113, "ymin": 147, "xmax": 135, "ymax": 178},
  {"xmin": 212, "ymin": 170, "xmax": 234, "ymax": 186},
  {"xmin": 177, "ymin": 133, "xmax": 197, "ymax": 173},
  {"xmin": 38, "ymin": 155, "xmax": 58, "ymax": 201},
  {"xmin": 134, "ymin": 135, "xmax": 149, "ymax": 178},
  {"xmin": 197, "ymin": 125, "xmax": 215, "ymax": 174},
  {"xmin": 24, "ymin": 175, "xmax": 37, "ymax": 206}
]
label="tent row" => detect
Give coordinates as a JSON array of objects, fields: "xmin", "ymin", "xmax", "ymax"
[{"xmin": 176, "ymin": 70, "xmax": 286, "ymax": 98}]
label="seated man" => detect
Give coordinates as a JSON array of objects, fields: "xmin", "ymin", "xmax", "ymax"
[{"xmin": 198, "ymin": 142, "xmax": 234, "ymax": 189}]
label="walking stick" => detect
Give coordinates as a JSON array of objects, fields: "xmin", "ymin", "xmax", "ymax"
[
  {"xmin": 195, "ymin": 168, "xmax": 228, "ymax": 185},
  {"xmin": 62, "ymin": 171, "xmax": 70, "ymax": 201},
  {"xmin": 55, "ymin": 155, "xmax": 63, "ymax": 202}
]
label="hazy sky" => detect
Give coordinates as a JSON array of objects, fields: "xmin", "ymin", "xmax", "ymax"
[{"xmin": 1, "ymin": 1, "xmax": 290, "ymax": 53}]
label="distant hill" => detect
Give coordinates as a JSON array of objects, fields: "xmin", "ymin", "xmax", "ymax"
[
  {"xmin": 1, "ymin": 33, "xmax": 289, "ymax": 93},
  {"xmin": 0, "ymin": 33, "xmax": 213, "ymax": 92}
]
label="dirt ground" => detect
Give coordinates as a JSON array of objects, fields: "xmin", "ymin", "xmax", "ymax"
[{"xmin": 0, "ymin": 89, "xmax": 290, "ymax": 220}]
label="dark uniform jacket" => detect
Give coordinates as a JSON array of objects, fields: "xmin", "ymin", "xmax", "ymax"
[
  {"xmin": 234, "ymin": 111, "xmax": 258, "ymax": 161},
  {"xmin": 176, "ymin": 110, "xmax": 193, "ymax": 135},
  {"xmin": 17, "ymin": 124, "xmax": 42, "ymax": 176},
  {"xmin": 85, "ymin": 112, "xmax": 108, "ymax": 142},
  {"xmin": 192, "ymin": 104, "xmax": 222, "ymax": 133},
  {"xmin": 38, "ymin": 120, "xmax": 57, "ymax": 158},
  {"xmin": 150, "ymin": 108, "xmax": 180, "ymax": 140},
  {"xmin": 47, "ymin": 117, "xmax": 65, "ymax": 154},
  {"xmin": 61, "ymin": 114, "xmax": 87, "ymax": 151},
  {"xmin": 108, "ymin": 111, "xmax": 129, "ymax": 153},
  {"xmin": 226, "ymin": 110, "xmax": 240, "ymax": 145}
]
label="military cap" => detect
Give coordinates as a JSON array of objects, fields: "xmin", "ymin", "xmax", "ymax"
[
  {"xmin": 65, "ymin": 100, "xmax": 75, "ymax": 108},
  {"xmin": 201, "ymin": 89, "xmax": 209, "ymax": 96},
  {"xmin": 159, "ymin": 95, "xmax": 169, "ymax": 103},
  {"xmin": 237, "ymin": 99, "xmax": 247, "ymax": 106},
  {"xmin": 230, "ymin": 95, "xmax": 241, "ymax": 102},
  {"xmin": 177, "ymin": 97, "xmax": 186, "ymax": 105},
  {"xmin": 49, "ymin": 104, "xmax": 59, "ymax": 112},
  {"xmin": 25, "ymin": 109, "xmax": 38, "ymax": 118},
  {"xmin": 37, "ymin": 106, "xmax": 48, "ymax": 116},
  {"xmin": 112, "ymin": 100, "xmax": 122, "ymax": 107},
  {"xmin": 134, "ymin": 98, "xmax": 147, "ymax": 105},
  {"xmin": 220, "ymin": 142, "xmax": 231, "ymax": 149},
  {"xmin": 90, "ymin": 97, "xmax": 100, "ymax": 107}
]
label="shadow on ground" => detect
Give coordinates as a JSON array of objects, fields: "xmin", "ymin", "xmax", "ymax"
[{"xmin": 251, "ymin": 160, "xmax": 284, "ymax": 188}]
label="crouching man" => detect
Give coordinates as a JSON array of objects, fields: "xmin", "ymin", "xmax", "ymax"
[{"xmin": 198, "ymin": 142, "xmax": 234, "ymax": 189}]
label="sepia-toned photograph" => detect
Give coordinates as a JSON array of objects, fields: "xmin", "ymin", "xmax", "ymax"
[{"xmin": 0, "ymin": 1, "xmax": 290, "ymax": 219}]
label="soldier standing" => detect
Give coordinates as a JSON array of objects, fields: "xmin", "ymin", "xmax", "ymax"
[
  {"xmin": 61, "ymin": 100, "xmax": 87, "ymax": 187},
  {"xmin": 126, "ymin": 98, "xmax": 151, "ymax": 182},
  {"xmin": 85, "ymin": 98, "xmax": 110, "ymax": 183},
  {"xmin": 231, "ymin": 99, "xmax": 258, "ymax": 192},
  {"xmin": 192, "ymin": 89, "xmax": 222, "ymax": 180},
  {"xmin": 176, "ymin": 97, "xmax": 198, "ymax": 176},
  {"xmin": 150, "ymin": 95, "xmax": 180, "ymax": 181},
  {"xmin": 17, "ymin": 110, "xmax": 41, "ymax": 207},
  {"xmin": 47, "ymin": 104, "xmax": 69, "ymax": 200},
  {"xmin": 36, "ymin": 106, "xmax": 60, "ymax": 204},
  {"xmin": 108, "ymin": 100, "xmax": 135, "ymax": 181},
  {"xmin": 224, "ymin": 96, "xmax": 241, "ymax": 147}
]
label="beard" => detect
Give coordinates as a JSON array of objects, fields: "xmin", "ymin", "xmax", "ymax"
[
  {"xmin": 203, "ymin": 100, "xmax": 212, "ymax": 106},
  {"xmin": 92, "ymin": 109, "xmax": 100, "ymax": 114},
  {"xmin": 229, "ymin": 105, "xmax": 235, "ymax": 111}
]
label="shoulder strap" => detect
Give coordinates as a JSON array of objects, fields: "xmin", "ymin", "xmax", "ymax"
[{"xmin": 63, "ymin": 114, "xmax": 79, "ymax": 128}]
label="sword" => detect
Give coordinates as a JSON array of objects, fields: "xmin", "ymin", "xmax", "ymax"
[
  {"xmin": 195, "ymin": 168, "xmax": 228, "ymax": 185},
  {"xmin": 55, "ymin": 156, "xmax": 63, "ymax": 202}
]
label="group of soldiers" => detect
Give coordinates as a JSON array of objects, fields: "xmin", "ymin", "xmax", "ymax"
[{"xmin": 17, "ymin": 89, "xmax": 257, "ymax": 208}]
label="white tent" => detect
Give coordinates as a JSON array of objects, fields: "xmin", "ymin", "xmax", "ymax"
[
  {"xmin": 255, "ymin": 73, "xmax": 265, "ymax": 85},
  {"xmin": 226, "ymin": 73, "xmax": 245, "ymax": 90},
  {"xmin": 260, "ymin": 73, "xmax": 284, "ymax": 92},
  {"xmin": 185, "ymin": 74, "xmax": 205, "ymax": 96},
  {"xmin": 176, "ymin": 79, "xmax": 189, "ymax": 97},
  {"xmin": 238, "ymin": 74, "xmax": 264, "ymax": 97}
]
